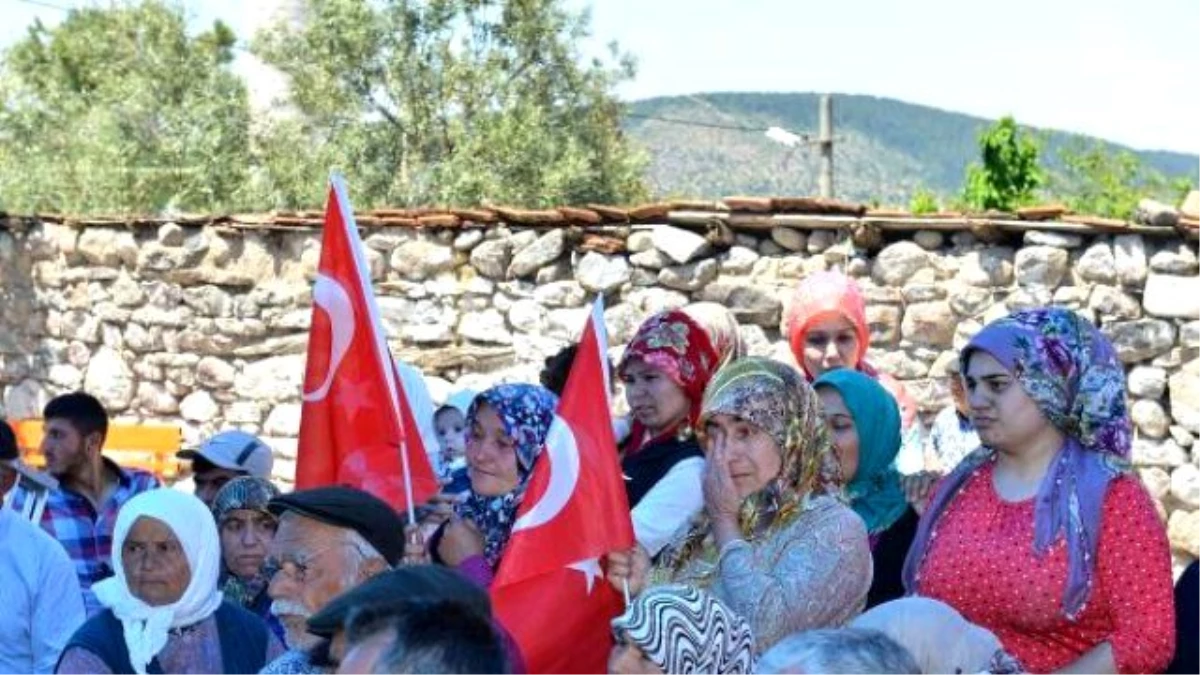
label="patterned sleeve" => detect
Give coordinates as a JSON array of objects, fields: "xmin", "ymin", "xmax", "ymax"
[
  {"xmin": 714, "ymin": 502, "xmax": 872, "ymax": 649},
  {"xmin": 1097, "ymin": 476, "xmax": 1176, "ymax": 674},
  {"xmin": 55, "ymin": 648, "xmax": 113, "ymax": 675}
]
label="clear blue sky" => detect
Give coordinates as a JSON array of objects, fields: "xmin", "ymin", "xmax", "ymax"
[{"xmin": 3, "ymin": 0, "xmax": 1197, "ymax": 154}]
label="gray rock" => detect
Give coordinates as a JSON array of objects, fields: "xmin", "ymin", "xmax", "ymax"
[
  {"xmin": 234, "ymin": 355, "xmax": 306, "ymax": 403},
  {"xmin": 534, "ymin": 281, "xmax": 587, "ymax": 308},
  {"xmin": 123, "ymin": 324, "xmax": 162, "ymax": 352},
  {"xmin": 697, "ymin": 283, "xmax": 783, "ymax": 328},
  {"xmin": 364, "ymin": 232, "xmax": 408, "ymax": 253},
  {"xmin": 136, "ymin": 382, "xmax": 179, "ymax": 415},
  {"xmin": 604, "ymin": 303, "xmax": 644, "ymax": 345},
  {"xmin": 509, "ymin": 230, "xmax": 538, "ymax": 252},
  {"xmin": 1075, "ymin": 242, "xmax": 1117, "ymax": 284},
  {"xmin": 158, "ymin": 222, "xmax": 185, "ymax": 247},
  {"xmin": 1184, "ymin": 321, "xmax": 1200, "ymax": 349},
  {"xmin": 720, "ymin": 246, "xmax": 759, "ymax": 274},
  {"xmin": 77, "ymin": 228, "xmax": 138, "ymax": 267},
  {"xmin": 1128, "ymin": 366, "xmax": 1168, "ymax": 399},
  {"xmin": 1089, "ymin": 285, "xmax": 1142, "ymax": 321},
  {"xmin": 1171, "ymin": 464, "xmax": 1200, "ymax": 509},
  {"xmin": 846, "ymin": 257, "xmax": 870, "ymax": 277},
  {"xmin": 1135, "ymin": 198, "xmax": 1179, "ymax": 227},
  {"xmin": 1139, "ymin": 467, "xmax": 1172, "ymax": 500},
  {"xmin": 739, "ymin": 325, "xmax": 772, "ymax": 357},
  {"xmin": 758, "ymin": 239, "xmax": 784, "ymax": 256},
  {"xmin": 1052, "ymin": 286, "xmax": 1090, "ymax": 309},
  {"xmin": 1143, "ymin": 274, "xmax": 1200, "ymax": 320},
  {"xmin": 901, "ymin": 301, "xmax": 956, "ymax": 349},
  {"xmin": 1113, "ymin": 235, "xmax": 1148, "ymax": 286},
  {"xmin": 48, "ymin": 363, "xmax": 83, "ymax": 389},
  {"xmin": 196, "ymin": 357, "xmax": 236, "ymax": 389},
  {"xmin": 1170, "ymin": 360, "xmax": 1200, "ymax": 433},
  {"xmin": 1150, "ymin": 245, "xmax": 1199, "ymax": 275},
  {"xmin": 948, "ymin": 285, "xmax": 994, "ymax": 317},
  {"xmin": 625, "ymin": 288, "xmax": 690, "ymax": 315},
  {"xmin": 181, "ymin": 286, "xmax": 234, "ymax": 318},
  {"xmin": 872, "ymin": 241, "xmax": 930, "ymax": 287},
  {"xmin": 397, "ymin": 300, "xmax": 457, "ymax": 344},
  {"xmin": 508, "ymin": 300, "xmax": 547, "ymax": 334},
  {"xmin": 913, "ymin": 230, "xmax": 944, "ymax": 250},
  {"xmin": 1015, "ymin": 246, "xmax": 1069, "ymax": 287},
  {"xmin": 469, "ymin": 239, "xmax": 511, "ymax": 280},
  {"xmin": 1132, "ymin": 399, "xmax": 1171, "ymax": 439},
  {"xmin": 180, "ymin": 391, "xmax": 219, "ymax": 423},
  {"xmin": 630, "ymin": 248, "xmax": 673, "ymax": 270},
  {"xmin": 1171, "ymin": 425, "xmax": 1195, "ymax": 448},
  {"xmin": 957, "ymin": 247, "xmax": 1015, "ymax": 287},
  {"xmin": 770, "ymin": 227, "xmax": 806, "ymax": 252},
  {"xmin": 364, "ymin": 248, "xmax": 386, "ymax": 281},
  {"xmin": 871, "ymin": 350, "xmax": 929, "ymax": 379},
  {"xmin": 1023, "ymin": 230, "xmax": 1083, "ymax": 249},
  {"xmin": 546, "ymin": 308, "xmax": 590, "ymax": 340},
  {"xmin": 1133, "ymin": 439, "xmax": 1188, "ymax": 467},
  {"xmin": 3, "ymin": 379, "xmax": 50, "ymax": 419},
  {"xmin": 1168, "ymin": 509, "xmax": 1200, "ymax": 557},
  {"xmin": 460, "ymin": 309, "xmax": 513, "ymax": 345},
  {"xmin": 264, "ymin": 404, "xmax": 302, "ymax": 437},
  {"xmin": 453, "ymin": 229, "xmax": 484, "ymax": 252},
  {"xmin": 652, "ymin": 225, "xmax": 709, "ymax": 264},
  {"xmin": 627, "ymin": 231, "xmax": 655, "ymax": 253},
  {"xmin": 390, "ymin": 240, "xmax": 455, "ymax": 281},
  {"xmin": 1005, "ymin": 287, "xmax": 1054, "ymax": 312},
  {"xmin": 903, "ymin": 284, "xmax": 948, "ymax": 304},
  {"xmin": 509, "ymin": 229, "xmax": 565, "ymax": 278},
  {"xmin": 658, "ymin": 259, "xmax": 718, "ymax": 292},
  {"xmin": 807, "ymin": 230, "xmax": 836, "ymax": 253},
  {"xmin": 535, "ymin": 259, "xmax": 572, "ymax": 285},
  {"xmin": 577, "ymin": 253, "xmax": 631, "ymax": 293},
  {"xmin": 866, "ymin": 305, "xmax": 903, "ymax": 347},
  {"xmin": 84, "ymin": 346, "xmax": 134, "ymax": 410},
  {"xmin": 1103, "ymin": 319, "xmax": 1176, "ymax": 363}
]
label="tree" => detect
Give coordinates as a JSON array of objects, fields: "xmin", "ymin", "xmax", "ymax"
[
  {"xmin": 1050, "ymin": 139, "xmax": 1194, "ymax": 219},
  {"xmin": 961, "ymin": 116, "xmax": 1042, "ymax": 211},
  {"xmin": 251, "ymin": 0, "xmax": 648, "ymax": 208},
  {"xmin": 0, "ymin": 1, "xmax": 252, "ymax": 214}
]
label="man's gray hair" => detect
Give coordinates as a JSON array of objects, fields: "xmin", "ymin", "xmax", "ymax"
[
  {"xmin": 344, "ymin": 528, "xmax": 390, "ymax": 569},
  {"xmin": 755, "ymin": 628, "xmax": 920, "ymax": 674}
]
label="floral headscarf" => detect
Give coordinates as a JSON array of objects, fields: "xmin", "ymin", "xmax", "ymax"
[
  {"xmin": 612, "ymin": 584, "xmax": 756, "ymax": 674},
  {"xmin": 620, "ymin": 309, "xmax": 721, "ymax": 441},
  {"xmin": 658, "ymin": 358, "xmax": 842, "ymax": 579},
  {"xmin": 211, "ymin": 477, "xmax": 280, "ymax": 608},
  {"xmin": 682, "ymin": 302, "xmax": 747, "ymax": 369},
  {"xmin": 813, "ymin": 369, "xmax": 908, "ymax": 536},
  {"xmin": 904, "ymin": 308, "xmax": 1132, "ymax": 618},
  {"xmin": 454, "ymin": 383, "xmax": 558, "ymax": 568}
]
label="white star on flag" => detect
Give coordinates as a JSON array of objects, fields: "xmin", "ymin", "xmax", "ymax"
[{"xmin": 567, "ymin": 558, "xmax": 603, "ymax": 595}]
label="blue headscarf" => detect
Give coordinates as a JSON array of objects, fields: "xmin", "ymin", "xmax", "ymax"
[
  {"xmin": 814, "ymin": 369, "xmax": 908, "ymax": 536},
  {"xmin": 454, "ymin": 383, "xmax": 558, "ymax": 568}
]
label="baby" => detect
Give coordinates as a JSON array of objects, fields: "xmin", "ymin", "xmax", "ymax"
[{"xmin": 433, "ymin": 390, "xmax": 475, "ymax": 495}]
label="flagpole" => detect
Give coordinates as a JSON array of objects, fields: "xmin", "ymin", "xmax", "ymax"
[{"xmin": 330, "ymin": 173, "xmax": 418, "ymax": 526}]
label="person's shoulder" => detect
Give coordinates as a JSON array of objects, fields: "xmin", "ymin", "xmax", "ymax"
[
  {"xmin": 1103, "ymin": 472, "xmax": 1159, "ymax": 511},
  {"xmin": 6, "ymin": 511, "xmax": 73, "ymax": 560},
  {"xmin": 118, "ymin": 465, "xmax": 161, "ymax": 492}
]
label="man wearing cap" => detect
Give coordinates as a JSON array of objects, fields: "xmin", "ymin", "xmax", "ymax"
[
  {"xmin": 178, "ymin": 430, "xmax": 275, "ymax": 507},
  {"xmin": 260, "ymin": 486, "xmax": 404, "ymax": 675},
  {"xmin": 0, "ymin": 419, "xmax": 86, "ymax": 673}
]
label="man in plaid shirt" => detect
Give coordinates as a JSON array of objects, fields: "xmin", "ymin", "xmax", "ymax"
[{"xmin": 12, "ymin": 392, "xmax": 158, "ymax": 616}]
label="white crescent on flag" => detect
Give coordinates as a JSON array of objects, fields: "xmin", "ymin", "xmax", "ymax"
[
  {"xmin": 302, "ymin": 273, "xmax": 356, "ymax": 403},
  {"xmin": 511, "ymin": 417, "xmax": 581, "ymax": 532}
]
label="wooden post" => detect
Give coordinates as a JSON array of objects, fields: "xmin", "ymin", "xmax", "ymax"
[{"xmin": 818, "ymin": 94, "xmax": 834, "ymax": 198}]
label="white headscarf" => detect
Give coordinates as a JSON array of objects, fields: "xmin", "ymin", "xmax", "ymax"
[{"xmin": 92, "ymin": 488, "xmax": 223, "ymax": 674}]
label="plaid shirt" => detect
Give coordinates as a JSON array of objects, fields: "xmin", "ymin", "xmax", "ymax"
[{"xmin": 11, "ymin": 458, "xmax": 159, "ymax": 616}]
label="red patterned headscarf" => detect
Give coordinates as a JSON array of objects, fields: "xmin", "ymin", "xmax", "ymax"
[{"xmin": 619, "ymin": 309, "xmax": 720, "ymax": 433}]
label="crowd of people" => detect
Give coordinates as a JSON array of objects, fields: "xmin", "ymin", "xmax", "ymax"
[{"xmin": 1, "ymin": 269, "xmax": 1197, "ymax": 674}]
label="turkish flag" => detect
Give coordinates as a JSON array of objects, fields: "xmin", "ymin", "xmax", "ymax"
[
  {"xmin": 295, "ymin": 175, "xmax": 440, "ymax": 514},
  {"xmin": 491, "ymin": 297, "xmax": 635, "ymax": 673}
]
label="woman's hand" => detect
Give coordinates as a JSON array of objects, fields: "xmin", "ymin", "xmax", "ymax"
[
  {"xmin": 901, "ymin": 471, "xmax": 942, "ymax": 515},
  {"xmin": 437, "ymin": 517, "xmax": 486, "ymax": 567},
  {"xmin": 402, "ymin": 524, "xmax": 430, "ymax": 566},
  {"xmin": 606, "ymin": 546, "xmax": 651, "ymax": 598},
  {"xmin": 703, "ymin": 442, "xmax": 741, "ymax": 524},
  {"xmin": 420, "ymin": 493, "xmax": 457, "ymax": 527}
]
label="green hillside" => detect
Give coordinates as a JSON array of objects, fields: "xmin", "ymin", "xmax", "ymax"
[{"xmin": 624, "ymin": 92, "xmax": 1198, "ymax": 204}]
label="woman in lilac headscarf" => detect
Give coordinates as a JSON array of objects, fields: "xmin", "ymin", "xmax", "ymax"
[{"xmin": 903, "ymin": 308, "xmax": 1175, "ymax": 674}]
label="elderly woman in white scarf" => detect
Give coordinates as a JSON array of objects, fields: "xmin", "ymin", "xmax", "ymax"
[{"xmin": 56, "ymin": 489, "xmax": 283, "ymax": 674}]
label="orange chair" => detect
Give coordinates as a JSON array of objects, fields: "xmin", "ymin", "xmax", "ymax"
[{"xmin": 14, "ymin": 420, "xmax": 183, "ymax": 481}]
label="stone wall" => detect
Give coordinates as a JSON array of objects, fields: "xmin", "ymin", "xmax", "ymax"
[{"xmin": 1, "ymin": 216, "xmax": 1197, "ymax": 569}]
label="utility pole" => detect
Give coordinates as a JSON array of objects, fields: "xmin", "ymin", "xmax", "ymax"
[{"xmin": 818, "ymin": 94, "xmax": 834, "ymax": 198}]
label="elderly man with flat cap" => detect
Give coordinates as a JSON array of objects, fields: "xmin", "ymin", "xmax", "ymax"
[{"xmin": 259, "ymin": 486, "xmax": 405, "ymax": 675}]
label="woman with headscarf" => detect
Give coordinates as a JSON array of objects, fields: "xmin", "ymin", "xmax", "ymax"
[
  {"xmin": 785, "ymin": 271, "xmax": 925, "ymax": 474},
  {"xmin": 608, "ymin": 357, "xmax": 872, "ymax": 652},
  {"xmin": 57, "ymin": 489, "xmax": 283, "ymax": 674},
  {"xmin": 851, "ymin": 597, "xmax": 1022, "ymax": 674},
  {"xmin": 903, "ymin": 308, "xmax": 1175, "ymax": 674},
  {"xmin": 813, "ymin": 369, "xmax": 919, "ymax": 609},
  {"xmin": 210, "ymin": 476, "xmax": 286, "ymax": 643},
  {"xmin": 618, "ymin": 309, "xmax": 721, "ymax": 558},
  {"xmin": 404, "ymin": 383, "xmax": 558, "ymax": 589},
  {"xmin": 609, "ymin": 584, "xmax": 755, "ymax": 675},
  {"xmin": 681, "ymin": 302, "xmax": 746, "ymax": 370}
]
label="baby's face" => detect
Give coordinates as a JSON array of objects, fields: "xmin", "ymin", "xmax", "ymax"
[{"xmin": 435, "ymin": 409, "xmax": 467, "ymax": 456}]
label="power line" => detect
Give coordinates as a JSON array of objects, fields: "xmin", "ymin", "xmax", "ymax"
[{"xmin": 14, "ymin": 0, "xmax": 73, "ymax": 11}]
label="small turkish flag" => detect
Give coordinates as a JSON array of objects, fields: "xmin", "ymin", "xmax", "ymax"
[
  {"xmin": 491, "ymin": 296, "xmax": 635, "ymax": 673},
  {"xmin": 295, "ymin": 175, "xmax": 439, "ymax": 514}
]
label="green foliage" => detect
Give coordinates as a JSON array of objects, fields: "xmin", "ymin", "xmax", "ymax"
[
  {"xmin": 251, "ymin": 0, "xmax": 648, "ymax": 208},
  {"xmin": 960, "ymin": 117, "xmax": 1042, "ymax": 211},
  {"xmin": 0, "ymin": 1, "xmax": 251, "ymax": 214},
  {"xmin": 1049, "ymin": 140, "xmax": 1198, "ymax": 219},
  {"xmin": 908, "ymin": 187, "xmax": 939, "ymax": 214}
]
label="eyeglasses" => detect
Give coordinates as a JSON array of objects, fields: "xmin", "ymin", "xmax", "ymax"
[{"xmin": 264, "ymin": 540, "xmax": 371, "ymax": 585}]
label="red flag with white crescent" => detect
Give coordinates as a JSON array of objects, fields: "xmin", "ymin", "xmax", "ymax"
[
  {"xmin": 295, "ymin": 175, "xmax": 439, "ymax": 514},
  {"xmin": 491, "ymin": 296, "xmax": 635, "ymax": 673}
]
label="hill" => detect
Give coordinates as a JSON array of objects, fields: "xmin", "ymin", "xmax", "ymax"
[{"xmin": 624, "ymin": 92, "xmax": 1198, "ymax": 204}]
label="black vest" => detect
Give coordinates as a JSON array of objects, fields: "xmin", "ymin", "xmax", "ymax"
[{"xmin": 621, "ymin": 435, "xmax": 704, "ymax": 508}]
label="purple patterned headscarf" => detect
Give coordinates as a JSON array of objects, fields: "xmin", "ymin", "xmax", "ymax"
[{"xmin": 903, "ymin": 308, "xmax": 1131, "ymax": 619}]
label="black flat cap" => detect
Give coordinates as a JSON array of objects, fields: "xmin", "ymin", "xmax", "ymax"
[
  {"xmin": 306, "ymin": 565, "xmax": 490, "ymax": 638},
  {"xmin": 268, "ymin": 486, "xmax": 405, "ymax": 566}
]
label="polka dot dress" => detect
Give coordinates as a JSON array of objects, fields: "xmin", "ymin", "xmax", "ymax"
[{"xmin": 916, "ymin": 463, "xmax": 1176, "ymax": 674}]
